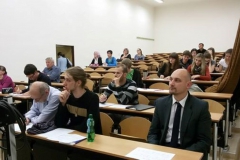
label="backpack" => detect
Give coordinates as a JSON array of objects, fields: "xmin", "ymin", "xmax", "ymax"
[{"xmin": 66, "ymin": 58, "xmax": 72, "ymax": 68}]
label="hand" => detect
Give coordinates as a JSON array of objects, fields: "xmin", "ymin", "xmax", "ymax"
[
  {"xmin": 59, "ymin": 88, "xmax": 70, "ymax": 105},
  {"xmin": 25, "ymin": 118, "xmax": 30, "ymax": 125},
  {"xmin": 160, "ymin": 75, "xmax": 164, "ymax": 79},
  {"xmin": 113, "ymin": 73, "xmax": 122, "ymax": 87},
  {"xmin": 15, "ymin": 87, "xmax": 22, "ymax": 94},
  {"xmin": 99, "ymin": 94, "xmax": 107, "ymax": 103},
  {"xmin": 191, "ymin": 75, "xmax": 200, "ymax": 80}
]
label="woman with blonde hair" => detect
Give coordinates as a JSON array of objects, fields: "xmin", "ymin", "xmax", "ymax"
[
  {"xmin": 134, "ymin": 48, "xmax": 144, "ymax": 60},
  {"xmin": 90, "ymin": 51, "xmax": 103, "ymax": 66}
]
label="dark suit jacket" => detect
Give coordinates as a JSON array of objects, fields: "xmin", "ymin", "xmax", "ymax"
[
  {"xmin": 147, "ymin": 94, "xmax": 211, "ymax": 160},
  {"xmin": 91, "ymin": 57, "xmax": 103, "ymax": 66}
]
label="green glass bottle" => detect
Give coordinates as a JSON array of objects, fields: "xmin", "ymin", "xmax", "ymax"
[{"xmin": 87, "ymin": 114, "xmax": 95, "ymax": 142}]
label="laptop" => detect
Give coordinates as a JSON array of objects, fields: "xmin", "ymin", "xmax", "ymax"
[{"xmin": 126, "ymin": 104, "xmax": 155, "ymax": 111}]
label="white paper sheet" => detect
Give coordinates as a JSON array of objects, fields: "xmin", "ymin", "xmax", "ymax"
[
  {"xmin": 49, "ymin": 134, "xmax": 86, "ymax": 145},
  {"xmin": 14, "ymin": 123, "xmax": 33, "ymax": 132},
  {"xmin": 99, "ymin": 103, "xmax": 116, "ymax": 107},
  {"xmin": 38, "ymin": 128, "xmax": 74, "ymax": 139},
  {"xmin": 126, "ymin": 147, "xmax": 175, "ymax": 160},
  {"xmin": 108, "ymin": 104, "xmax": 132, "ymax": 109}
]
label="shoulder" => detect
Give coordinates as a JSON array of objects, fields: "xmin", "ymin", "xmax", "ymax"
[
  {"xmin": 4, "ymin": 75, "xmax": 13, "ymax": 81},
  {"xmin": 188, "ymin": 95, "xmax": 208, "ymax": 109},
  {"xmin": 85, "ymin": 90, "xmax": 99, "ymax": 101},
  {"xmin": 126, "ymin": 79, "xmax": 137, "ymax": 86},
  {"xmin": 155, "ymin": 95, "xmax": 171, "ymax": 104},
  {"xmin": 50, "ymin": 86, "xmax": 61, "ymax": 96},
  {"xmin": 219, "ymin": 59, "xmax": 224, "ymax": 63}
]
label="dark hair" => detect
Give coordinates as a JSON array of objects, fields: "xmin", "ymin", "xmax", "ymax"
[
  {"xmin": 137, "ymin": 48, "xmax": 143, "ymax": 55},
  {"xmin": 191, "ymin": 48, "xmax": 197, "ymax": 53},
  {"xmin": 65, "ymin": 66, "xmax": 90, "ymax": 88},
  {"xmin": 199, "ymin": 43, "xmax": 204, "ymax": 46},
  {"xmin": 164, "ymin": 52, "xmax": 180, "ymax": 76},
  {"xmin": 225, "ymin": 48, "xmax": 233, "ymax": 54},
  {"xmin": 117, "ymin": 64, "xmax": 128, "ymax": 73},
  {"xmin": 207, "ymin": 47, "xmax": 215, "ymax": 59},
  {"xmin": 107, "ymin": 50, "xmax": 113, "ymax": 54},
  {"xmin": 24, "ymin": 64, "xmax": 37, "ymax": 75},
  {"xmin": 0, "ymin": 65, "xmax": 7, "ymax": 74},
  {"xmin": 57, "ymin": 52, "xmax": 63, "ymax": 56},
  {"xmin": 123, "ymin": 48, "xmax": 129, "ymax": 54},
  {"xmin": 204, "ymin": 51, "xmax": 211, "ymax": 59},
  {"xmin": 182, "ymin": 50, "xmax": 191, "ymax": 57}
]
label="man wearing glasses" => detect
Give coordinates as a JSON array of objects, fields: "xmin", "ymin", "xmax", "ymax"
[
  {"xmin": 16, "ymin": 64, "xmax": 51, "ymax": 95},
  {"xmin": 25, "ymin": 81, "xmax": 60, "ymax": 125}
]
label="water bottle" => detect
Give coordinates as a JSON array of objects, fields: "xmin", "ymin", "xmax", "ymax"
[{"xmin": 87, "ymin": 114, "xmax": 95, "ymax": 142}]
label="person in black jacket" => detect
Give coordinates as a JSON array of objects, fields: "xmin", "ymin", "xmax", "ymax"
[
  {"xmin": 90, "ymin": 51, "xmax": 103, "ymax": 66},
  {"xmin": 55, "ymin": 66, "xmax": 102, "ymax": 134},
  {"xmin": 120, "ymin": 48, "xmax": 131, "ymax": 60},
  {"xmin": 121, "ymin": 58, "xmax": 143, "ymax": 88}
]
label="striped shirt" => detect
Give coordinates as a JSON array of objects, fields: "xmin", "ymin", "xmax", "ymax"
[{"xmin": 103, "ymin": 79, "xmax": 139, "ymax": 105}]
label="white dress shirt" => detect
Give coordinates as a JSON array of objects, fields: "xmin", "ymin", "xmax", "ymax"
[{"xmin": 165, "ymin": 94, "xmax": 188, "ymax": 144}]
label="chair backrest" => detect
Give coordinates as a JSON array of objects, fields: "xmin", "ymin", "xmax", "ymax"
[
  {"xmin": 85, "ymin": 79, "xmax": 94, "ymax": 91},
  {"xmin": 119, "ymin": 117, "xmax": 151, "ymax": 140},
  {"xmin": 84, "ymin": 67, "xmax": 94, "ymax": 71},
  {"xmin": 95, "ymin": 67, "xmax": 106, "ymax": 71},
  {"xmin": 103, "ymin": 73, "xmax": 115, "ymax": 78},
  {"xmin": 235, "ymin": 138, "xmax": 240, "ymax": 160},
  {"xmin": 137, "ymin": 61, "xmax": 146, "ymax": 65},
  {"xmin": 102, "ymin": 73, "xmax": 115, "ymax": 86},
  {"xmin": 17, "ymin": 85, "xmax": 26, "ymax": 90},
  {"xmin": 108, "ymin": 68, "xmax": 117, "ymax": 71},
  {"xmin": 138, "ymin": 94, "xmax": 149, "ymax": 105},
  {"xmin": 90, "ymin": 72, "xmax": 101, "ymax": 76},
  {"xmin": 100, "ymin": 112, "xmax": 114, "ymax": 136},
  {"xmin": 203, "ymin": 99, "xmax": 225, "ymax": 113},
  {"xmin": 138, "ymin": 64, "xmax": 148, "ymax": 71},
  {"xmin": 106, "ymin": 94, "xmax": 118, "ymax": 104},
  {"xmin": 148, "ymin": 74, "xmax": 159, "ymax": 78},
  {"xmin": 149, "ymin": 82, "xmax": 169, "ymax": 90}
]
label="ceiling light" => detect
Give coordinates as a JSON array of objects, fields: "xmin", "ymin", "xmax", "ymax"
[{"xmin": 155, "ymin": 0, "xmax": 163, "ymax": 3}]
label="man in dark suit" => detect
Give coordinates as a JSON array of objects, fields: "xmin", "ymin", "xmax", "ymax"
[{"xmin": 147, "ymin": 69, "xmax": 211, "ymax": 160}]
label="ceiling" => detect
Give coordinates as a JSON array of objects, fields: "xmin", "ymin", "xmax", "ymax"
[{"xmin": 139, "ymin": 0, "xmax": 209, "ymax": 7}]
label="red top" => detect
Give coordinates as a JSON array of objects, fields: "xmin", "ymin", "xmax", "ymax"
[
  {"xmin": 187, "ymin": 65, "xmax": 211, "ymax": 81},
  {"xmin": 0, "ymin": 74, "xmax": 15, "ymax": 91}
]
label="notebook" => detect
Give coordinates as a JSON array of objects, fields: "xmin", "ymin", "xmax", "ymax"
[{"xmin": 126, "ymin": 104, "xmax": 155, "ymax": 111}]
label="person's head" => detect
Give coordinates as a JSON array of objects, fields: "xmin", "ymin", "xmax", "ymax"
[
  {"xmin": 94, "ymin": 51, "xmax": 100, "ymax": 58},
  {"xmin": 0, "ymin": 65, "xmax": 7, "ymax": 76},
  {"xmin": 107, "ymin": 50, "xmax": 113, "ymax": 58},
  {"xmin": 24, "ymin": 64, "xmax": 38, "ymax": 80},
  {"xmin": 204, "ymin": 51, "xmax": 211, "ymax": 64},
  {"xmin": 63, "ymin": 66, "xmax": 88, "ymax": 92},
  {"xmin": 169, "ymin": 52, "xmax": 179, "ymax": 65},
  {"xmin": 123, "ymin": 48, "xmax": 129, "ymax": 55},
  {"xmin": 169, "ymin": 69, "xmax": 192, "ymax": 98},
  {"xmin": 121, "ymin": 58, "xmax": 132, "ymax": 72},
  {"xmin": 207, "ymin": 47, "xmax": 215, "ymax": 60},
  {"xmin": 29, "ymin": 82, "xmax": 50, "ymax": 103},
  {"xmin": 57, "ymin": 52, "xmax": 63, "ymax": 57},
  {"xmin": 115, "ymin": 64, "xmax": 128, "ymax": 84},
  {"xmin": 191, "ymin": 53, "xmax": 206, "ymax": 75},
  {"xmin": 199, "ymin": 43, "xmax": 204, "ymax": 49},
  {"xmin": 137, "ymin": 48, "xmax": 142, "ymax": 55},
  {"xmin": 224, "ymin": 48, "xmax": 232, "ymax": 61},
  {"xmin": 45, "ymin": 57, "xmax": 55, "ymax": 69},
  {"xmin": 191, "ymin": 48, "xmax": 197, "ymax": 59},
  {"xmin": 182, "ymin": 50, "xmax": 191, "ymax": 63}
]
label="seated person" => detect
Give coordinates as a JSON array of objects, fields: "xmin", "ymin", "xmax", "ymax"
[
  {"xmin": 147, "ymin": 69, "xmax": 211, "ymax": 160},
  {"xmin": 180, "ymin": 50, "xmax": 192, "ymax": 69},
  {"xmin": 104, "ymin": 50, "xmax": 117, "ymax": 66},
  {"xmin": 0, "ymin": 65, "xmax": 15, "ymax": 91},
  {"xmin": 16, "ymin": 64, "xmax": 51, "ymax": 95},
  {"xmin": 99, "ymin": 64, "xmax": 138, "ymax": 105},
  {"xmin": 187, "ymin": 53, "xmax": 211, "ymax": 81},
  {"xmin": 25, "ymin": 82, "xmax": 60, "ymax": 124},
  {"xmin": 121, "ymin": 58, "xmax": 143, "ymax": 88},
  {"xmin": 42, "ymin": 57, "xmax": 61, "ymax": 82},
  {"xmin": 197, "ymin": 43, "xmax": 207, "ymax": 53},
  {"xmin": 55, "ymin": 66, "xmax": 102, "ymax": 134},
  {"xmin": 134, "ymin": 48, "xmax": 145, "ymax": 60},
  {"xmin": 90, "ymin": 51, "xmax": 103, "ymax": 66},
  {"xmin": 191, "ymin": 48, "xmax": 197, "ymax": 60},
  {"xmin": 158, "ymin": 52, "xmax": 181, "ymax": 79},
  {"xmin": 120, "ymin": 48, "xmax": 131, "ymax": 60},
  {"xmin": 207, "ymin": 47, "xmax": 216, "ymax": 61},
  {"xmin": 215, "ymin": 49, "xmax": 232, "ymax": 73},
  {"xmin": 204, "ymin": 51, "xmax": 216, "ymax": 73}
]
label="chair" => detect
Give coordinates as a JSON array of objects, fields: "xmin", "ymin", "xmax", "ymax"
[
  {"xmin": 108, "ymin": 68, "xmax": 117, "ymax": 72},
  {"xmin": 17, "ymin": 85, "xmax": 26, "ymax": 90},
  {"xmin": 138, "ymin": 94, "xmax": 149, "ymax": 105},
  {"xmin": 138, "ymin": 64, "xmax": 148, "ymax": 71},
  {"xmin": 136, "ymin": 61, "xmax": 146, "ymax": 65},
  {"xmin": 102, "ymin": 73, "xmax": 115, "ymax": 87},
  {"xmin": 119, "ymin": 117, "xmax": 151, "ymax": 140},
  {"xmin": 148, "ymin": 74, "xmax": 159, "ymax": 78},
  {"xmin": 106, "ymin": 94, "xmax": 118, "ymax": 104},
  {"xmin": 85, "ymin": 79, "xmax": 94, "ymax": 91},
  {"xmin": 100, "ymin": 112, "xmax": 114, "ymax": 136},
  {"xmin": 203, "ymin": 99, "xmax": 225, "ymax": 113},
  {"xmin": 90, "ymin": 72, "xmax": 101, "ymax": 76},
  {"xmin": 84, "ymin": 67, "xmax": 94, "ymax": 71},
  {"xmin": 95, "ymin": 67, "xmax": 106, "ymax": 71},
  {"xmin": 149, "ymin": 83, "xmax": 169, "ymax": 90}
]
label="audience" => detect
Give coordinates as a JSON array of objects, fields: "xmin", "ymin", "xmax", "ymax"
[
  {"xmin": 158, "ymin": 52, "xmax": 181, "ymax": 79},
  {"xmin": 134, "ymin": 48, "xmax": 145, "ymax": 60},
  {"xmin": 55, "ymin": 66, "xmax": 102, "ymax": 134},
  {"xmin": 147, "ymin": 69, "xmax": 211, "ymax": 160},
  {"xmin": 204, "ymin": 51, "xmax": 216, "ymax": 73},
  {"xmin": 57, "ymin": 52, "xmax": 67, "ymax": 73},
  {"xmin": 207, "ymin": 47, "xmax": 216, "ymax": 61},
  {"xmin": 197, "ymin": 43, "xmax": 207, "ymax": 53},
  {"xmin": 104, "ymin": 50, "xmax": 117, "ymax": 66},
  {"xmin": 90, "ymin": 51, "xmax": 103, "ymax": 66},
  {"xmin": 187, "ymin": 53, "xmax": 211, "ymax": 81},
  {"xmin": 180, "ymin": 50, "xmax": 192, "ymax": 69},
  {"xmin": 120, "ymin": 48, "xmax": 131, "ymax": 60},
  {"xmin": 43, "ymin": 57, "xmax": 61, "ymax": 82},
  {"xmin": 215, "ymin": 48, "xmax": 232, "ymax": 73},
  {"xmin": 16, "ymin": 64, "xmax": 51, "ymax": 95},
  {"xmin": 121, "ymin": 58, "xmax": 143, "ymax": 87},
  {"xmin": 191, "ymin": 48, "xmax": 198, "ymax": 60},
  {"xmin": 25, "ymin": 82, "xmax": 60, "ymax": 124},
  {"xmin": 0, "ymin": 65, "xmax": 15, "ymax": 91}
]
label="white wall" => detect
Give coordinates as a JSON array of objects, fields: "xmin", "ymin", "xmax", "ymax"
[
  {"xmin": 0, "ymin": 0, "xmax": 155, "ymax": 81},
  {"xmin": 153, "ymin": 0, "xmax": 240, "ymax": 53}
]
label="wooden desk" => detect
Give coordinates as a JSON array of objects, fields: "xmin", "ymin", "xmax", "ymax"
[
  {"xmin": 26, "ymin": 131, "xmax": 203, "ymax": 160},
  {"xmin": 0, "ymin": 93, "xmax": 31, "ymax": 110},
  {"xmin": 14, "ymin": 81, "xmax": 28, "ymax": 85}
]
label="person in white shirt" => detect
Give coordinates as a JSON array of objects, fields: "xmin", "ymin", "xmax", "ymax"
[{"xmin": 215, "ymin": 49, "xmax": 232, "ymax": 72}]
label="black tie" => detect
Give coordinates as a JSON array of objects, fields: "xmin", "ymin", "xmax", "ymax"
[{"xmin": 170, "ymin": 102, "xmax": 182, "ymax": 148}]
